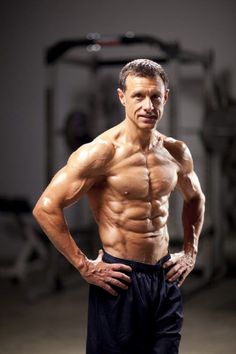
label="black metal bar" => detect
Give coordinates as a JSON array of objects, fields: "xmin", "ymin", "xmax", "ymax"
[
  {"xmin": 119, "ymin": 34, "xmax": 180, "ymax": 58},
  {"xmin": 46, "ymin": 33, "xmax": 211, "ymax": 68},
  {"xmin": 45, "ymin": 88, "xmax": 54, "ymax": 184},
  {"xmin": 46, "ymin": 39, "xmax": 93, "ymax": 65},
  {"xmin": 45, "ymin": 33, "xmax": 180, "ymax": 65},
  {"xmin": 179, "ymin": 49, "xmax": 213, "ymax": 67}
]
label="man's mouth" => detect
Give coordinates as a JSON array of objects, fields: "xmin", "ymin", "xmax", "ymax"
[{"xmin": 139, "ymin": 115, "xmax": 157, "ymax": 121}]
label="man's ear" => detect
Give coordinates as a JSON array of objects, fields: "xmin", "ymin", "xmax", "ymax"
[
  {"xmin": 164, "ymin": 89, "xmax": 169, "ymax": 105},
  {"xmin": 117, "ymin": 88, "xmax": 126, "ymax": 106}
]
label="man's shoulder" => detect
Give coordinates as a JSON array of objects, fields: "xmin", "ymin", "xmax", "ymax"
[
  {"xmin": 163, "ymin": 135, "xmax": 188, "ymax": 152},
  {"xmin": 162, "ymin": 135, "xmax": 193, "ymax": 173},
  {"xmin": 76, "ymin": 138, "xmax": 115, "ymax": 162},
  {"xmin": 68, "ymin": 136, "xmax": 115, "ymax": 176},
  {"xmin": 91, "ymin": 136, "xmax": 115, "ymax": 158}
]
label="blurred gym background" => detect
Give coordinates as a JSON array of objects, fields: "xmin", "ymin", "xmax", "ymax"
[{"xmin": 0, "ymin": 1, "xmax": 236, "ymax": 353}]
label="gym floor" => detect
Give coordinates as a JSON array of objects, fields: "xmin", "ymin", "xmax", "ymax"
[{"xmin": 0, "ymin": 274, "xmax": 236, "ymax": 354}]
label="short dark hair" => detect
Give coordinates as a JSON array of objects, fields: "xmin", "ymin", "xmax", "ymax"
[{"xmin": 119, "ymin": 59, "xmax": 169, "ymax": 91}]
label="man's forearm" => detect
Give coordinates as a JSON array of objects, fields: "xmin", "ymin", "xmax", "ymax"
[
  {"xmin": 33, "ymin": 205, "xmax": 86, "ymax": 270},
  {"xmin": 182, "ymin": 194, "xmax": 205, "ymax": 257},
  {"xmin": 33, "ymin": 204, "xmax": 133, "ymax": 296}
]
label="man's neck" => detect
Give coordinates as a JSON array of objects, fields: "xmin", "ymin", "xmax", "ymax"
[{"xmin": 122, "ymin": 119, "xmax": 157, "ymax": 152}]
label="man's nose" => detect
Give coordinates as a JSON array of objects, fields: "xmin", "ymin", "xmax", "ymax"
[{"xmin": 143, "ymin": 97, "xmax": 154, "ymax": 111}]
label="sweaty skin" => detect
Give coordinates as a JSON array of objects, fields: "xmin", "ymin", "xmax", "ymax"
[{"xmin": 33, "ymin": 75, "xmax": 205, "ymax": 295}]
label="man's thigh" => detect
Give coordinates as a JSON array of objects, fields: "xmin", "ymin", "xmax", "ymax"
[
  {"xmin": 151, "ymin": 281, "xmax": 183, "ymax": 354},
  {"xmin": 86, "ymin": 279, "xmax": 152, "ymax": 354}
]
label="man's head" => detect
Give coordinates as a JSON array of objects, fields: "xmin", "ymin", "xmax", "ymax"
[
  {"xmin": 117, "ymin": 59, "xmax": 169, "ymax": 131},
  {"xmin": 119, "ymin": 59, "xmax": 169, "ymax": 92}
]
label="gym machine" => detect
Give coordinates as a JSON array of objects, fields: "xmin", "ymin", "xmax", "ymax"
[
  {"xmin": 0, "ymin": 197, "xmax": 48, "ymax": 299},
  {"xmin": 202, "ymin": 72, "xmax": 236, "ymax": 276}
]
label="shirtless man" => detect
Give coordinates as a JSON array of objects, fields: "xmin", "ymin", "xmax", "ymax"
[{"xmin": 33, "ymin": 59, "xmax": 205, "ymax": 354}]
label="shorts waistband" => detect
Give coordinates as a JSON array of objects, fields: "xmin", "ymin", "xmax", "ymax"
[{"xmin": 102, "ymin": 250, "xmax": 170, "ymax": 272}]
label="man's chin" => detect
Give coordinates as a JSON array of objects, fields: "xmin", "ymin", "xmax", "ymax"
[
  {"xmin": 139, "ymin": 119, "xmax": 158, "ymax": 130},
  {"xmin": 139, "ymin": 116, "xmax": 158, "ymax": 124}
]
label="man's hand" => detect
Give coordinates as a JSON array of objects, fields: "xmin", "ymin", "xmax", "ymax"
[
  {"xmin": 163, "ymin": 251, "xmax": 196, "ymax": 287},
  {"xmin": 79, "ymin": 250, "xmax": 132, "ymax": 296}
]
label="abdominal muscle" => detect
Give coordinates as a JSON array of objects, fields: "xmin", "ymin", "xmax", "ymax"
[{"xmin": 96, "ymin": 198, "xmax": 170, "ymax": 264}]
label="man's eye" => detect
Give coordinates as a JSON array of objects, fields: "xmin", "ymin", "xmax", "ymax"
[{"xmin": 152, "ymin": 95, "xmax": 161, "ymax": 102}]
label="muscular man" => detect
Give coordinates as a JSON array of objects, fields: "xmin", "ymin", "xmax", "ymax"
[{"xmin": 33, "ymin": 59, "xmax": 205, "ymax": 354}]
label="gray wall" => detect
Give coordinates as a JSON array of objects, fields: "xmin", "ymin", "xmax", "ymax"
[{"xmin": 1, "ymin": 0, "xmax": 236, "ymax": 203}]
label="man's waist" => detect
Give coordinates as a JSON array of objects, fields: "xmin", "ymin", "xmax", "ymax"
[{"xmin": 102, "ymin": 249, "xmax": 170, "ymax": 272}]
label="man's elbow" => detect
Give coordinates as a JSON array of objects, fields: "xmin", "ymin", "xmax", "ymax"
[
  {"xmin": 32, "ymin": 201, "xmax": 44, "ymax": 224},
  {"xmin": 185, "ymin": 191, "xmax": 205, "ymax": 209},
  {"xmin": 32, "ymin": 197, "xmax": 52, "ymax": 223},
  {"xmin": 193, "ymin": 191, "xmax": 206, "ymax": 216},
  {"xmin": 199, "ymin": 191, "xmax": 206, "ymax": 207}
]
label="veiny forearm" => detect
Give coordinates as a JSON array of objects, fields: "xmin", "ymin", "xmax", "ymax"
[
  {"xmin": 182, "ymin": 194, "xmax": 205, "ymax": 256},
  {"xmin": 33, "ymin": 204, "xmax": 86, "ymax": 270},
  {"xmin": 33, "ymin": 204, "xmax": 133, "ymax": 296}
]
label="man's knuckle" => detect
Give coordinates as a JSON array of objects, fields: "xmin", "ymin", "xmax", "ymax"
[
  {"xmin": 104, "ymin": 284, "xmax": 111, "ymax": 291},
  {"xmin": 100, "ymin": 283, "xmax": 106, "ymax": 290}
]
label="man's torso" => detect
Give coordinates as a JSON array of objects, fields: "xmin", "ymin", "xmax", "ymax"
[{"xmin": 87, "ymin": 129, "xmax": 180, "ymax": 264}]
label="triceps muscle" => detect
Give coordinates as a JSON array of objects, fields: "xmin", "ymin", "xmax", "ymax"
[{"xmin": 178, "ymin": 170, "xmax": 205, "ymax": 254}]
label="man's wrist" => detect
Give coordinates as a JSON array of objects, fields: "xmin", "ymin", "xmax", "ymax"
[
  {"xmin": 184, "ymin": 239, "xmax": 198, "ymax": 256},
  {"xmin": 74, "ymin": 251, "xmax": 89, "ymax": 273}
]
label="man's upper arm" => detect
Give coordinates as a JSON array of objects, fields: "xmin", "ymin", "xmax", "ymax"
[
  {"xmin": 38, "ymin": 139, "xmax": 114, "ymax": 210},
  {"xmin": 175, "ymin": 141, "xmax": 204, "ymax": 202}
]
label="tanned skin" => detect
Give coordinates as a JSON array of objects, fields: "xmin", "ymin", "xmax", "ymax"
[{"xmin": 33, "ymin": 74, "xmax": 205, "ymax": 296}]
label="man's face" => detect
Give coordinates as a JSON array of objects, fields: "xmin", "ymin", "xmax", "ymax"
[{"xmin": 118, "ymin": 74, "xmax": 168, "ymax": 131}]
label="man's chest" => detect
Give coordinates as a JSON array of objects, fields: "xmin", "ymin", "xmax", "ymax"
[{"xmin": 106, "ymin": 148, "xmax": 179, "ymax": 199}]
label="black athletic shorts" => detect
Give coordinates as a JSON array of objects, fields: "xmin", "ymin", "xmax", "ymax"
[{"xmin": 86, "ymin": 251, "xmax": 183, "ymax": 354}]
